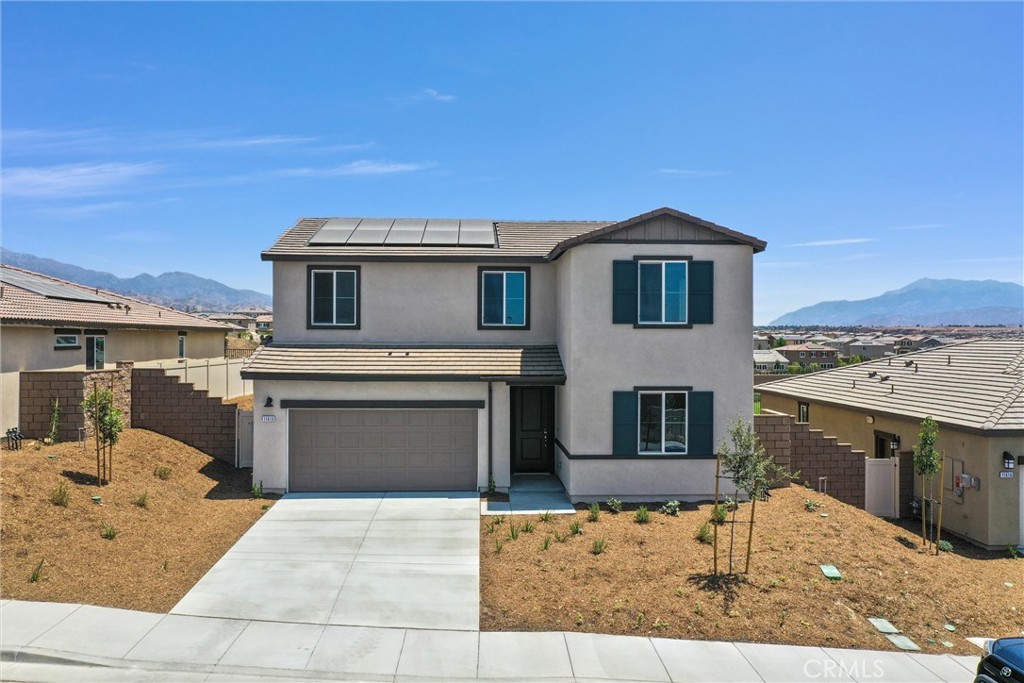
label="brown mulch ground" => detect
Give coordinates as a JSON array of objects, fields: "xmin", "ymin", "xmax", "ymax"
[
  {"xmin": 480, "ymin": 487, "xmax": 1021, "ymax": 655},
  {"xmin": 223, "ymin": 394, "xmax": 254, "ymax": 411},
  {"xmin": 1, "ymin": 429, "xmax": 273, "ymax": 612}
]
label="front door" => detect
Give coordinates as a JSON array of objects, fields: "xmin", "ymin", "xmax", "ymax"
[{"xmin": 511, "ymin": 386, "xmax": 554, "ymax": 473}]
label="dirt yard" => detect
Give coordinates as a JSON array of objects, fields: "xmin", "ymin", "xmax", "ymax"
[
  {"xmin": 1, "ymin": 429, "xmax": 272, "ymax": 612},
  {"xmin": 480, "ymin": 487, "xmax": 1020, "ymax": 655},
  {"xmin": 223, "ymin": 394, "xmax": 253, "ymax": 411}
]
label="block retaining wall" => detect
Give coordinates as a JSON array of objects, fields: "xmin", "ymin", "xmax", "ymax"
[{"xmin": 19, "ymin": 362, "xmax": 133, "ymax": 443}]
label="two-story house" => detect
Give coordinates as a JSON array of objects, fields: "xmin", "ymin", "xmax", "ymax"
[
  {"xmin": 775, "ymin": 343, "xmax": 838, "ymax": 369},
  {"xmin": 242, "ymin": 207, "xmax": 766, "ymax": 501}
]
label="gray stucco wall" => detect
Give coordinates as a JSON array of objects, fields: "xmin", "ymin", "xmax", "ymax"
[{"xmin": 273, "ymin": 261, "xmax": 558, "ymax": 344}]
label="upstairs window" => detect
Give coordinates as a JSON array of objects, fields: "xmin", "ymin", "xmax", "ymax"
[
  {"xmin": 309, "ymin": 267, "xmax": 360, "ymax": 328},
  {"xmin": 638, "ymin": 261, "xmax": 688, "ymax": 324},
  {"xmin": 478, "ymin": 268, "xmax": 529, "ymax": 329}
]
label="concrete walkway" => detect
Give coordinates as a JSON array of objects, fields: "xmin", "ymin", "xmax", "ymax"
[
  {"xmin": 171, "ymin": 492, "xmax": 480, "ymax": 631},
  {"xmin": 0, "ymin": 600, "xmax": 980, "ymax": 682},
  {"xmin": 482, "ymin": 473, "xmax": 575, "ymax": 515}
]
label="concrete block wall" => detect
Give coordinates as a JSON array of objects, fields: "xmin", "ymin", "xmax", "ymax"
[
  {"xmin": 19, "ymin": 363, "xmax": 133, "ymax": 442},
  {"xmin": 132, "ymin": 368, "xmax": 236, "ymax": 462},
  {"xmin": 755, "ymin": 410, "xmax": 866, "ymax": 509}
]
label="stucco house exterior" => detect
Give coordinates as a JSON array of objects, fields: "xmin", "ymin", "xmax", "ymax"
[
  {"xmin": 758, "ymin": 338, "xmax": 1024, "ymax": 549},
  {"xmin": 0, "ymin": 264, "xmax": 236, "ymax": 434},
  {"xmin": 775, "ymin": 343, "xmax": 837, "ymax": 369},
  {"xmin": 243, "ymin": 207, "xmax": 766, "ymax": 501}
]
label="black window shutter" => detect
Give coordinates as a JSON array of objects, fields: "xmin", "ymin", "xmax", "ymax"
[
  {"xmin": 688, "ymin": 391, "xmax": 714, "ymax": 457},
  {"xmin": 689, "ymin": 261, "xmax": 714, "ymax": 325},
  {"xmin": 612, "ymin": 391, "xmax": 638, "ymax": 456},
  {"xmin": 612, "ymin": 260, "xmax": 638, "ymax": 324}
]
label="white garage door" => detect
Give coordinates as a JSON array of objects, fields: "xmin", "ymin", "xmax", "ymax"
[{"xmin": 288, "ymin": 409, "xmax": 478, "ymax": 492}]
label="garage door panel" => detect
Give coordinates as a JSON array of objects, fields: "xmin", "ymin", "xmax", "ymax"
[{"xmin": 289, "ymin": 409, "xmax": 477, "ymax": 492}]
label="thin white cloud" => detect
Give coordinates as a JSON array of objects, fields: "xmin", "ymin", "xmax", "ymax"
[
  {"xmin": 189, "ymin": 134, "xmax": 318, "ymax": 149},
  {"xmin": 274, "ymin": 160, "xmax": 434, "ymax": 177},
  {"xmin": 2, "ymin": 162, "xmax": 162, "ymax": 198},
  {"xmin": 888, "ymin": 223, "xmax": 946, "ymax": 231},
  {"xmin": 657, "ymin": 168, "xmax": 729, "ymax": 177},
  {"xmin": 388, "ymin": 88, "xmax": 457, "ymax": 106},
  {"xmin": 790, "ymin": 238, "xmax": 878, "ymax": 248},
  {"xmin": 418, "ymin": 88, "xmax": 457, "ymax": 103}
]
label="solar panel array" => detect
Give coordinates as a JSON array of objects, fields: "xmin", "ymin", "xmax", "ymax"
[
  {"xmin": 0, "ymin": 268, "xmax": 115, "ymax": 304},
  {"xmin": 308, "ymin": 218, "xmax": 496, "ymax": 247}
]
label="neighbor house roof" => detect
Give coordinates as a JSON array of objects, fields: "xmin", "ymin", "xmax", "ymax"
[
  {"xmin": 753, "ymin": 349, "xmax": 789, "ymax": 365},
  {"xmin": 0, "ymin": 265, "xmax": 237, "ymax": 332},
  {"xmin": 758, "ymin": 338, "xmax": 1024, "ymax": 433},
  {"xmin": 776, "ymin": 343, "xmax": 835, "ymax": 352},
  {"xmin": 241, "ymin": 344, "xmax": 566, "ymax": 383},
  {"xmin": 261, "ymin": 207, "xmax": 766, "ymax": 262}
]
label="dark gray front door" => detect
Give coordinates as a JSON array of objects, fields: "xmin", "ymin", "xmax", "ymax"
[{"xmin": 511, "ymin": 386, "xmax": 554, "ymax": 473}]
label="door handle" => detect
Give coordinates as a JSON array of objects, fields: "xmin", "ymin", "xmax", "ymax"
[{"xmin": 542, "ymin": 429, "xmax": 549, "ymax": 447}]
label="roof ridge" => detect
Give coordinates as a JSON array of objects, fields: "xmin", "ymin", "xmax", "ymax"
[{"xmin": 982, "ymin": 374, "xmax": 1024, "ymax": 430}]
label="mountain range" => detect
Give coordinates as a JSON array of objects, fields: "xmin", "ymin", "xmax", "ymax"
[
  {"xmin": 0, "ymin": 248, "xmax": 272, "ymax": 312},
  {"xmin": 770, "ymin": 278, "xmax": 1024, "ymax": 326}
]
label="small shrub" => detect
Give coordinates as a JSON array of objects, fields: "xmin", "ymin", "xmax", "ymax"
[
  {"xmin": 653, "ymin": 618, "xmax": 669, "ymax": 631},
  {"xmin": 487, "ymin": 475, "xmax": 496, "ymax": 495},
  {"xmin": 47, "ymin": 398, "xmax": 62, "ymax": 445},
  {"xmin": 938, "ymin": 539, "xmax": 953, "ymax": 553},
  {"xmin": 710, "ymin": 504, "xmax": 728, "ymax": 525},
  {"xmin": 261, "ymin": 504, "xmax": 270, "ymax": 510},
  {"xmin": 588, "ymin": 503, "xmax": 601, "ymax": 522},
  {"xmin": 153, "ymin": 466, "xmax": 172, "ymax": 480},
  {"xmin": 161, "ymin": 559, "xmax": 169, "ymax": 572},
  {"xmin": 539, "ymin": 511, "xmax": 554, "ymax": 523},
  {"xmin": 1009, "ymin": 545, "xmax": 1021, "ymax": 559},
  {"xmin": 493, "ymin": 539, "xmax": 503, "ymax": 554},
  {"xmin": 541, "ymin": 536, "xmax": 551, "ymax": 551},
  {"xmin": 493, "ymin": 515, "xmax": 505, "ymax": 525},
  {"xmin": 29, "ymin": 559, "xmax": 44, "ymax": 583},
  {"xmin": 695, "ymin": 522, "xmax": 713, "ymax": 545},
  {"xmin": 508, "ymin": 523, "xmax": 520, "ymax": 541},
  {"xmin": 569, "ymin": 519, "xmax": 584, "ymax": 536},
  {"xmin": 694, "ymin": 601, "xmax": 704, "ymax": 616},
  {"xmin": 606, "ymin": 498, "xmax": 623, "ymax": 513},
  {"xmin": 251, "ymin": 480, "xmax": 263, "ymax": 499},
  {"xmin": 575, "ymin": 612, "xmax": 585, "ymax": 626},
  {"xmin": 133, "ymin": 491, "xmax": 149, "ymax": 509},
  {"xmin": 803, "ymin": 498, "xmax": 821, "ymax": 512},
  {"xmin": 591, "ymin": 538, "xmax": 607, "ymax": 555},
  {"xmin": 485, "ymin": 520, "xmax": 499, "ymax": 534},
  {"xmin": 49, "ymin": 482, "xmax": 70, "ymax": 507},
  {"xmin": 634, "ymin": 506, "xmax": 651, "ymax": 524},
  {"xmin": 660, "ymin": 500, "xmax": 681, "ymax": 516},
  {"xmin": 100, "ymin": 522, "xmax": 118, "ymax": 540},
  {"xmin": 522, "ymin": 520, "xmax": 536, "ymax": 533},
  {"xmin": 553, "ymin": 530, "xmax": 568, "ymax": 543}
]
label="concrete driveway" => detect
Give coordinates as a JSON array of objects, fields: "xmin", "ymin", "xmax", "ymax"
[{"xmin": 170, "ymin": 492, "xmax": 479, "ymax": 631}]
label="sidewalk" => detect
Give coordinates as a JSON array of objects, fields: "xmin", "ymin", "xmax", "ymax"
[{"xmin": 0, "ymin": 600, "xmax": 979, "ymax": 683}]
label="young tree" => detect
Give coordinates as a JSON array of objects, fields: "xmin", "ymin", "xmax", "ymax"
[
  {"xmin": 913, "ymin": 416, "xmax": 942, "ymax": 548},
  {"xmin": 82, "ymin": 388, "xmax": 125, "ymax": 485}
]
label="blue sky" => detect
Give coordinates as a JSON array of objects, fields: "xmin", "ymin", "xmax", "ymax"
[{"xmin": 2, "ymin": 2, "xmax": 1021, "ymax": 324}]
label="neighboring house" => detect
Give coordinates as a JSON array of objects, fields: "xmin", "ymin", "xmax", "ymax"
[
  {"xmin": 753, "ymin": 349, "xmax": 789, "ymax": 373},
  {"xmin": 758, "ymin": 339, "xmax": 1024, "ymax": 549},
  {"xmin": 209, "ymin": 313, "xmax": 258, "ymax": 336},
  {"xmin": 232, "ymin": 307, "xmax": 272, "ymax": 319},
  {"xmin": 844, "ymin": 339, "xmax": 891, "ymax": 360},
  {"xmin": 753, "ymin": 334, "xmax": 772, "ymax": 350},
  {"xmin": 775, "ymin": 343, "xmax": 837, "ymax": 369},
  {"xmin": 243, "ymin": 207, "xmax": 766, "ymax": 501},
  {"xmin": 0, "ymin": 265, "xmax": 235, "ymax": 433},
  {"xmin": 255, "ymin": 314, "xmax": 273, "ymax": 333}
]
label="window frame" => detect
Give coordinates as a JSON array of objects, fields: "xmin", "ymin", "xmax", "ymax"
[
  {"xmin": 306, "ymin": 266, "xmax": 361, "ymax": 329},
  {"xmin": 177, "ymin": 335, "xmax": 186, "ymax": 359},
  {"xmin": 54, "ymin": 335, "xmax": 80, "ymax": 350},
  {"xmin": 477, "ymin": 266, "xmax": 530, "ymax": 330},
  {"xmin": 636, "ymin": 259, "xmax": 689, "ymax": 326},
  {"xmin": 85, "ymin": 335, "xmax": 105, "ymax": 371},
  {"xmin": 637, "ymin": 389, "xmax": 688, "ymax": 455},
  {"xmin": 798, "ymin": 402, "xmax": 810, "ymax": 423}
]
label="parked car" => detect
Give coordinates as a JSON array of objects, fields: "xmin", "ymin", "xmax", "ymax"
[{"xmin": 976, "ymin": 637, "xmax": 1024, "ymax": 683}]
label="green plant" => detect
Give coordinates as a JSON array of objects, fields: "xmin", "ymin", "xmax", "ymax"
[
  {"xmin": 937, "ymin": 540, "xmax": 953, "ymax": 553},
  {"xmin": 569, "ymin": 519, "xmax": 584, "ymax": 536},
  {"xmin": 494, "ymin": 539, "xmax": 503, "ymax": 553},
  {"xmin": 542, "ymin": 536, "xmax": 551, "ymax": 551},
  {"xmin": 634, "ymin": 506, "xmax": 650, "ymax": 524},
  {"xmin": 161, "ymin": 559, "xmax": 169, "ymax": 572},
  {"xmin": 694, "ymin": 601, "xmax": 704, "ymax": 617},
  {"xmin": 29, "ymin": 559, "xmax": 44, "ymax": 583},
  {"xmin": 606, "ymin": 498, "xmax": 622, "ymax": 513},
  {"xmin": 591, "ymin": 538, "xmax": 606, "ymax": 555},
  {"xmin": 695, "ymin": 522, "xmax": 713, "ymax": 545},
  {"xmin": 153, "ymin": 466, "xmax": 172, "ymax": 480},
  {"xmin": 508, "ymin": 523, "xmax": 520, "ymax": 540},
  {"xmin": 493, "ymin": 515, "xmax": 505, "ymax": 525},
  {"xmin": 261, "ymin": 504, "xmax": 270, "ymax": 510},
  {"xmin": 46, "ymin": 398, "xmax": 61, "ymax": 445},
  {"xmin": 485, "ymin": 520, "xmax": 499, "ymax": 534},
  {"xmin": 553, "ymin": 531, "xmax": 568, "ymax": 543},
  {"xmin": 1008, "ymin": 545, "xmax": 1020, "ymax": 559},
  {"xmin": 133, "ymin": 491, "xmax": 149, "ymax": 509},
  {"xmin": 101, "ymin": 522, "xmax": 118, "ymax": 540},
  {"xmin": 803, "ymin": 498, "xmax": 821, "ymax": 512},
  {"xmin": 588, "ymin": 503, "xmax": 601, "ymax": 522},
  {"xmin": 653, "ymin": 618, "xmax": 669, "ymax": 631},
  {"xmin": 522, "ymin": 520, "xmax": 536, "ymax": 533},
  {"xmin": 251, "ymin": 480, "xmax": 264, "ymax": 499},
  {"xmin": 710, "ymin": 504, "xmax": 728, "ymax": 525},
  {"xmin": 575, "ymin": 612, "xmax": 585, "ymax": 626},
  {"xmin": 539, "ymin": 511, "xmax": 553, "ymax": 523},
  {"xmin": 635, "ymin": 613, "xmax": 646, "ymax": 628},
  {"xmin": 82, "ymin": 389, "xmax": 125, "ymax": 446},
  {"xmin": 49, "ymin": 482, "xmax": 70, "ymax": 507},
  {"xmin": 913, "ymin": 416, "xmax": 943, "ymax": 547},
  {"xmin": 660, "ymin": 500, "xmax": 681, "ymax": 516},
  {"xmin": 487, "ymin": 475, "xmax": 496, "ymax": 495}
]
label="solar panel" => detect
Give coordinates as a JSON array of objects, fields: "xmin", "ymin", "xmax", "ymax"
[
  {"xmin": 308, "ymin": 218, "xmax": 360, "ymax": 245},
  {"xmin": 458, "ymin": 219, "xmax": 496, "ymax": 246},
  {"xmin": 0, "ymin": 268, "xmax": 115, "ymax": 304},
  {"xmin": 421, "ymin": 219, "xmax": 460, "ymax": 246},
  {"xmin": 384, "ymin": 218, "xmax": 427, "ymax": 245},
  {"xmin": 347, "ymin": 218, "xmax": 395, "ymax": 245}
]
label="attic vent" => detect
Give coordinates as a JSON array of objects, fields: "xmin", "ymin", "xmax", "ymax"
[{"xmin": 868, "ymin": 371, "xmax": 877, "ymax": 378}]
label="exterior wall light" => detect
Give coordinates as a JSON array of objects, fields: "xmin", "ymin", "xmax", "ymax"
[
  {"xmin": 890, "ymin": 435, "xmax": 901, "ymax": 452},
  {"xmin": 1004, "ymin": 452, "xmax": 1015, "ymax": 470},
  {"xmin": 264, "ymin": 396, "xmax": 274, "ymax": 408}
]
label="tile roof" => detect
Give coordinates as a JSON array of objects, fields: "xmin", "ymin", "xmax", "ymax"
[
  {"xmin": 0, "ymin": 265, "xmax": 237, "ymax": 332},
  {"xmin": 753, "ymin": 349, "xmax": 789, "ymax": 364},
  {"xmin": 261, "ymin": 207, "xmax": 766, "ymax": 262},
  {"xmin": 758, "ymin": 338, "xmax": 1024, "ymax": 432},
  {"xmin": 241, "ymin": 344, "xmax": 566, "ymax": 383},
  {"xmin": 776, "ymin": 343, "xmax": 836, "ymax": 352}
]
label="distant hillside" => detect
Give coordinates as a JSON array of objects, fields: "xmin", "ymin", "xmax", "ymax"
[
  {"xmin": 771, "ymin": 279, "xmax": 1024, "ymax": 326},
  {"xmin": 0, "ymin": 248, "xmax": 272, "ymax": 312}
]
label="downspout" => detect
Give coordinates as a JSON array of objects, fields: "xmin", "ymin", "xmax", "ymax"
[{"xmin": 487, "ymin": 381, "xmax": 493, "ymax": 489}]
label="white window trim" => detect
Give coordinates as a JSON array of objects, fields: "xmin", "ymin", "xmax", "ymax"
[
  {"xmin": 310, "ymin": 269, "xmax": 358, "ymax": 327},
  {"xmin": 54, "ymin": 335, "xmax": 79, "ymax": 348},
  {"xmin": 481, "ymin": 270, "xmax": 526, "ymax": 327},
  {"xmin": 637, "ymin": 260, "xmax": 689, "ymax": 325},
  {"xmin": 637, "ymin": 390, "xmax": 688, "ymax": 455},
  {"xmin": 86, "ymin": 336, "xmax": 105, "ymax": 371}
]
